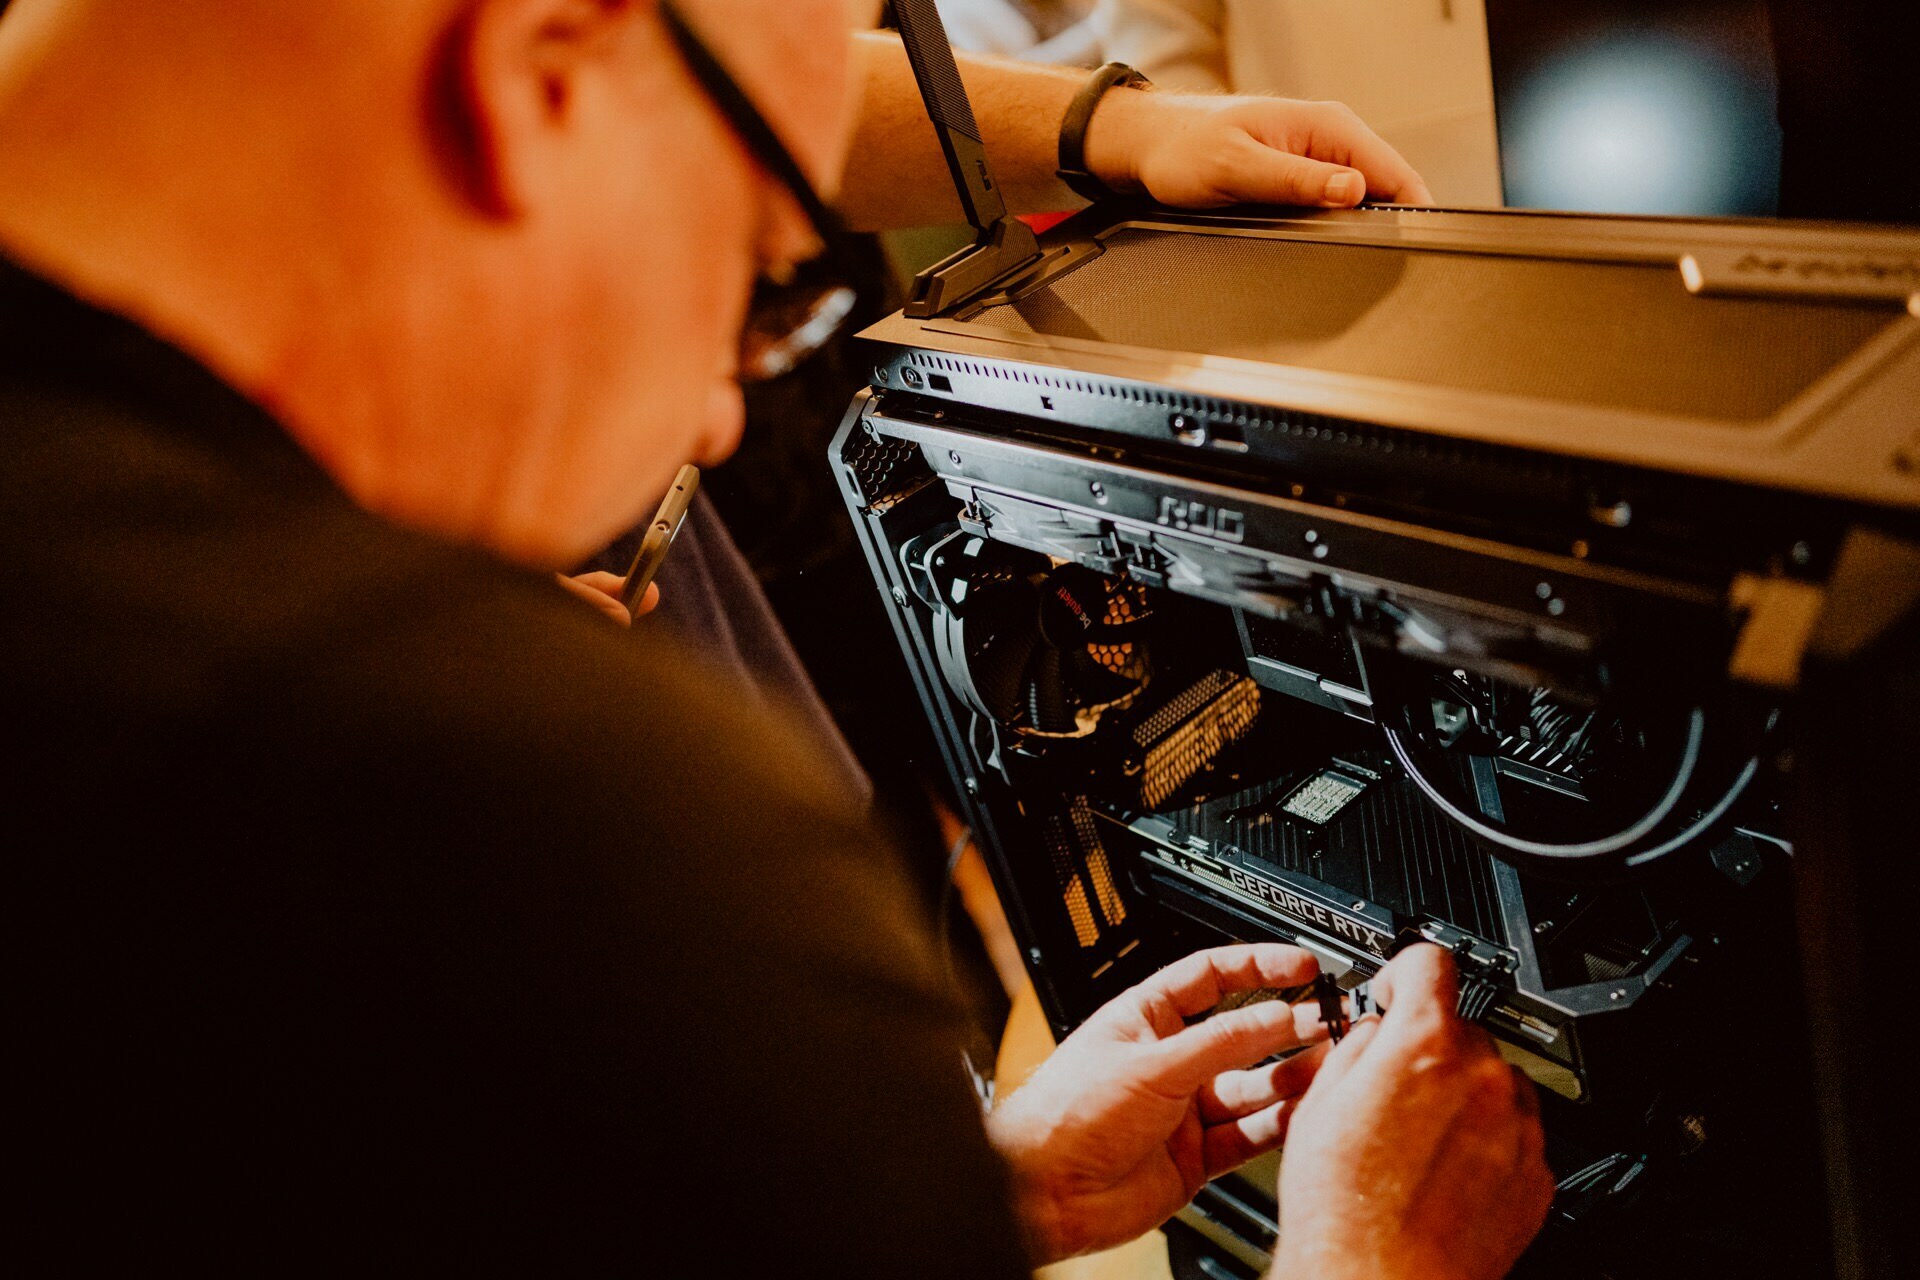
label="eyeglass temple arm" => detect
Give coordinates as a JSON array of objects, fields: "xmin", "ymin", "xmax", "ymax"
[{"xmin": 888, "ymin": 0, "xmax": 1043, "ymax": 317}]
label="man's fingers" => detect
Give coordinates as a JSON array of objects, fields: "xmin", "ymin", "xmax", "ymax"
[
  {"xmin": 555, "ymin": 572, "xmax": 635, "ymax": 627},
  {"xmin": 1297, "ymin": 101, "xmax": 1435, "ymax": 203},
  {"xmin": 1313, "ymin": 960, "xmax": 1530, "ymax": 1196},
  {"xmin": 1298, "ymin": 1011, "xmax": 1381, "ymax": 1100},
  {"xmin": 1215, "ymin": 140, "xmax": 1369, "ymax": 208},
  {"xmin": 1295, "ymin": 947, "xmax": 1461, "ymax": 1103},
  {"xmin": 1240, "ymin": 100, "xmax": 1436, "ymax": 205},
  {"xmin": 1202, "ymin": 1096, "xmax": 1306, "ymax": 1178},
  {"xmin": 1340, "ymin": 946, "xmax": 1496, "ymax": 1110},
  {"xmin": 1368, "ymin": 944, "xmax": 1460, "ymax": 1040},
  {"xmin": 571, "ymin": 570, "xmax": 626, "ymax": 598},
  {"xmin": 1135, "ymin": 944, "xmax": 1322, "ymax": 1026},
  {"xmin": 1146, "ymin": 994, "xmax": 1324, "ymax": 1096},
  {"xmin": 1198, "ymin": 1038, "xmax": 1330, "ymax": 1124},
  {"xmin": 1135, "ymin": 96, "xmax": 1435, "ymax": 212},
  {"xmin": 1329, "ymin": 127, "xmax": 1434, "ymax": 205}
]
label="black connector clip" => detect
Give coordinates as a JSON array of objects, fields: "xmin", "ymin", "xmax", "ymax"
[
  {"xmin": 1315, "ymin": 972, "xmax": 1350, "ymax": 1044},
  {"xmin": 890, "ymin": 0, "xmax": 1045, "ymax": 316}
]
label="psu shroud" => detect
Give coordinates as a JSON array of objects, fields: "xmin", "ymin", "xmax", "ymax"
[{"xmin": 831, "ymin": 203, "xmax": 1920, "ymax": 1279}]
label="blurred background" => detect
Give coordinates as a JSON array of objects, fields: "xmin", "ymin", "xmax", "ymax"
[
  {"xmin": 0, "ymin": 0, "xmax": 1910, "ymax": 222},
  {"xmin": 965, "ymin": 0, "xmax": 1914, "ymax": 225}
]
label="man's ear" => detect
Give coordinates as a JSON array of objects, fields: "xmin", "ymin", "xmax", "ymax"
[{"xmin": 432, "ymin": 0, "xmax": 641, "ymax": 219}]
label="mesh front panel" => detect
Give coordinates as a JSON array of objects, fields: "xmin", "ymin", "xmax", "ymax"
[
  {"xmin": 967, "ymin": 228, "xmax": 1898, "ymax": 421},
  {"xmin": 1044, "ymin": 800, "xmax": 1126, "ymax": 948},
  {"xmin": 842, "ymin": 432, "xmax": 927, "ymax": 506}
]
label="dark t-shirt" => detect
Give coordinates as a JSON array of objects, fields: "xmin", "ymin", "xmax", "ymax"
[{"xmin": 0, "ymin": 255, "xmax": 1028, "ymax": 1274}]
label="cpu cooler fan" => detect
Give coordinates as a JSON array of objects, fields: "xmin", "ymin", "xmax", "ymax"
[{"xmin": 903, "ymin": 528, "xmax": 1153, "ymax": 738}]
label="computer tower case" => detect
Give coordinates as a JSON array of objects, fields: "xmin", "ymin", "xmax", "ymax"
[{"xmin": 831, "ymin": 200, "xmax": 1919, "ymax": 1278}]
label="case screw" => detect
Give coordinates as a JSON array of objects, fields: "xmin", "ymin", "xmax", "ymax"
[
  {"xmin": 949, "ymin": 450, "xmax": 963, "ymax": 466},
  {"xmin": 873, "ymin": 366, "xmax": 890, "ymax": 385},
  {"xmin": 1169, "ymin": 413, "xmax": 1208, "ymax": 445},
  {"xmin": 1029, "ymin": 948, "xmax": 1044, "ymax": 964},
  {"xmin": 1089, "ymin": 481, "xmax": 1107, "ymax": 504},
  {"xmin": 901, "ymin": 366, "xmax": 923, "ymax": 389},
  {"xmin": 890, "ymin": 587, "xmax": 908, "ymax": 607},
  {"xmin": 963, "ymin": 777, "xmax": 980, "ymax": 796}
]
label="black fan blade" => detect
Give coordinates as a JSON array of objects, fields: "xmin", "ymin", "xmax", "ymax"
[
  {"xmin": 957, "ymin": 577, "xmax": 1043, "ymax": 724},
  {"xmin": 1059, "ymin": 639, "xmax": 1148, "ymax": 708},
  {"xmin": 1023, "ymin": 643, "xmax": 1083, "ymax": 734}
]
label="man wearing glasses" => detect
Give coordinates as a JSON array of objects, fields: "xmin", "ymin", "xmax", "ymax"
[{"xmin": 0, "ymin": 2, "xmax": 1543, "ymax": 1275}]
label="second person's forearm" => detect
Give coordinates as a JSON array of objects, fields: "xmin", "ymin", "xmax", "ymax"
[{"xmin": 838, "ymin": 31, "xmax": 1102, "ymax": 229}]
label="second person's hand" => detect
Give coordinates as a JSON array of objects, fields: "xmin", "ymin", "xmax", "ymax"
[{"xmin": 1086, "ymin": 91, "xmax": 1438, "ymax": 210}]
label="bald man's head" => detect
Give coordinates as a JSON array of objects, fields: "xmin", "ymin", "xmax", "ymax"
[{"xmin": 0, "ymin": 0, "xmax": 856, "ymax": 567}]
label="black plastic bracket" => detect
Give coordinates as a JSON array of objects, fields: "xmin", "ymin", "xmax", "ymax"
[{"xmin": 889, "ymin": 0, "xmax": 1045, "ymax": 317}]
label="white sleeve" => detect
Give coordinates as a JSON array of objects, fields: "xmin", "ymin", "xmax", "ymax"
[
  {"xmin": 936, "ymin": 0, "xmax": 1040, "ymax": 57},
  {"xmin": 1090, "ymin": 0, "xmax": 1231, "ymax": 93}
]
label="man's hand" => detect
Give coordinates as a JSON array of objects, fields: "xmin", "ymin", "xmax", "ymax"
[
  {"xmin": 1272, "ymin": 945, "xmax": 1555, "ymax": 1280},
  {"xmin": 1087, "ymin": 91, "xmax": 1436, "ymax": 209},
  {"xmin": 842, "ymin": 35, "xmax": 1434, "ymax": 228},
  {"xmin": 555, "ymin": 570, "xmax": 657, "ymax": 626},
  {"xmin": 985, "ymin": 943, "xmax": 1334, "ymax": 1264}
]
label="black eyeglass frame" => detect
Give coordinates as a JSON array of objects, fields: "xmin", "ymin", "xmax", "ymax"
[{"xmin": 658, "ymin": 2, "xmax": 860, "ymax": 382}]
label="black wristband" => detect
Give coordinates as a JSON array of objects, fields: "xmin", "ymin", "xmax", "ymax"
[{"xmin": 1056, "ymin": 62, "xmax": 1152, "ymax": 203}]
